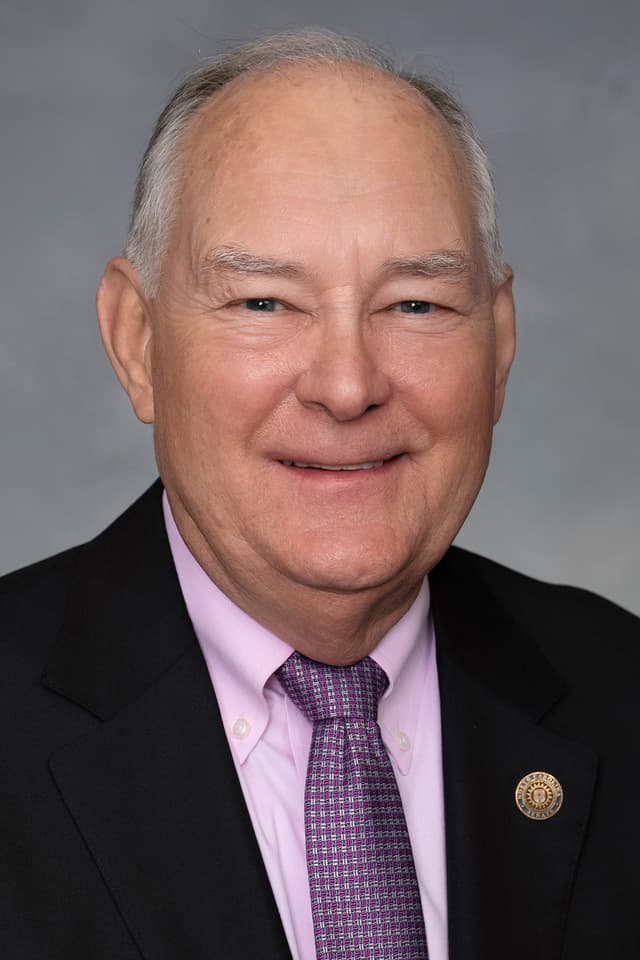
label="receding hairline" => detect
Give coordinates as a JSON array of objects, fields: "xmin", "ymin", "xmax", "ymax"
[
  {"xmin": 178, "ymin": 57, "xmax": 458, "ymax": 186},
  {"xmin": 188, "ymin": 55, "xmax": 443, "ymax": 116}
]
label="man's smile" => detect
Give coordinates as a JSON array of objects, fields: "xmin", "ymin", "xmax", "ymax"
[
  {"xmin": 280, "ymin": 458, "xmax": 389, "ymax": 471},
  {"xmin": 274, "ymin": 454, "xmax": 406, "ymax": 491}
]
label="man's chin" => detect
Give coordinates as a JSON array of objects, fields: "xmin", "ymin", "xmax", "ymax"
[{"xmin": 271, "ymin": 532, "xmax": 416, "ymax": 596}]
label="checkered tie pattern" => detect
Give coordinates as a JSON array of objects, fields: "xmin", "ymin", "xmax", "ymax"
[{"xmin": 276, "ymin": 651, "xmax": 429, "ymax": 959}]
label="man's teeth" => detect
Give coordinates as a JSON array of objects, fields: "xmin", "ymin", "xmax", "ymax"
[{"xmin": 281, "ymin": 460, "xmax": 385, "ymax": 471}]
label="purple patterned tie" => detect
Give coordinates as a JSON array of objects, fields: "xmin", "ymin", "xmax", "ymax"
[{"xmin": 277, "ymin": 651, "xmax": 429, "ymax": 959}]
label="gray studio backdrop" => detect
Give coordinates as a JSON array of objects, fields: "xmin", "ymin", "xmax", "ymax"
[{"xmin": 1, "ymin": 0, "xmax": 638, "ymax": 613}]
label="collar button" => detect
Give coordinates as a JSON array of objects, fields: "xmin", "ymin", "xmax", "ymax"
[{"xmin": 231, "ymin": 717, "xmax": 251, "ymax": 739}]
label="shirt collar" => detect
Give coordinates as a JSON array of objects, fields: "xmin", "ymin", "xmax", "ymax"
[{"xmin": 163, "ymin": 492, "xmax": 293, "ymax": 764}]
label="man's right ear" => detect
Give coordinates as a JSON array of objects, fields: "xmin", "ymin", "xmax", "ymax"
[{"xmin": 96, "ymin": 257, "xmax": 155, "ymax": 424}]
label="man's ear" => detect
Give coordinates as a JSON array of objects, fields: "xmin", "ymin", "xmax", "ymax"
[
  {"xmin": 96, "ymin": 257, "xmax": 155, "ymax": 424},
  {"xmin": 492, "ymin": 265, "xmax": 516, "ymax": 425}
]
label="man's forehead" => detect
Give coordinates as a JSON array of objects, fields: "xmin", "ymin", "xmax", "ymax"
[
  {"xmin": 172, "ymin": 61, "xmax": 479, "ymax": 286},
  {"xmin": 183, "ymin": 60, "xmax": 447, "ymax": 164},
  {"xmin": 177, "ymin": 62, "xmax": 465, "ymax": 229}
]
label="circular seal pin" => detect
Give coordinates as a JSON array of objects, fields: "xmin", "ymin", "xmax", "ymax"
[{"xmin": 515, "ymin": 771, "xmax": 563, "ymax": 820}]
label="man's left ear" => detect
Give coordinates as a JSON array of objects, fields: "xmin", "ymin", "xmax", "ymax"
[
  {"xmin": 492, "ymin": 265, "xmax": 516, "ymax": 425},
  {"xmin": 96, "ymin": 257, "xmax": 155, "ymax": 424}
]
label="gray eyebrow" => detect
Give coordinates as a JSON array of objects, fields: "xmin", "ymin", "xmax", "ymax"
[
  {"xmin": 379, "ymin": 251, "xmax": 478, "ymax": 282},
  {"xmin": 195, "ymin": 245, "xmax": 477, "ymax": 287},
  {"xmin": 195, "ymin": 245, "xmax": 309, "ymax": 284}
]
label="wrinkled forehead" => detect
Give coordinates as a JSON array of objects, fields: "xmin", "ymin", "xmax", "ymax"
[{"xmin": 172, "ymin": 62, "xmax": 477, "ymax": 275}]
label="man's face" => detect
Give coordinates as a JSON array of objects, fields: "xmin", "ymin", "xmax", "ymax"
[{"xmin": 145, "ymin": 66, "xmax": 514, "ymax": 598}]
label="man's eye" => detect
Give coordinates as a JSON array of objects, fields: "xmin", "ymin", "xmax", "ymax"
[
  {"xmin": 397, "ymin": 300, "xmax": 433, "ymax": 315},
  {"xmin": 244, "ymin": 298, "xmax": 281, "ymax": 312}
]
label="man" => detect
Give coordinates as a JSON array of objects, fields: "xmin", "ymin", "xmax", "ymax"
[{"xmin": 1, "ymin": 30, "xmax": 638, "ymax": 960}]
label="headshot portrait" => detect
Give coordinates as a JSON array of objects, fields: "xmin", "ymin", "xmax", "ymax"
[{"xmin": 1, "ymin": 3, "xmax": 638, "ymax": 959}]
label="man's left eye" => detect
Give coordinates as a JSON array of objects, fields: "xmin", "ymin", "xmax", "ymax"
[
  {"xmin": 396, "ymin": 300, "xmax": 433, "ymax": 314},
  {"xmin": 244, "ymin": 298, "xmax": 282, "ymax": 312}
]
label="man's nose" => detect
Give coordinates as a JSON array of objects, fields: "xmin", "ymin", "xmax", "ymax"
[{"xmin": 294, "ymin": 318, "xmax": 392, "ymax": 422}]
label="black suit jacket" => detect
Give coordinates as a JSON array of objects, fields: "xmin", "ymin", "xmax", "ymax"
[{"xmin": 1, "ymin": 481, "xmax": 639, "ymax": 959}]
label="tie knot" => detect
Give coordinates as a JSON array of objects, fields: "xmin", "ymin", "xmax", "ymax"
[{"xmin": 276, "ymin": 651, "xmax": 388, "ymax": 723}]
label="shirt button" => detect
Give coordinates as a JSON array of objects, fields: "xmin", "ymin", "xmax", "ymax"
[
  {"xmin": 231, "ymin": 717, "xmax": 251, "ymax": 739},
  {"xmin": 397, "ymin": 731, "xmax": 411, "ymax": 752}
]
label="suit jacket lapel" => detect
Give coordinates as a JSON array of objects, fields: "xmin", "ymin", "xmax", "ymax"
[
  {"xmin": 44, "ymin": 483, "xmax": 291, "ymax": 960},
  {"xmin": 431, "ymin": 551, "xmax": 598, "ymax": 960}
]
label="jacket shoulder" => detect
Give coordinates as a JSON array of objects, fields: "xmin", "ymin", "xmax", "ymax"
[
  {"xmin": 0, "ymin": 482, "xmax": 164, "ymax": 634},
  {"xmin": 444, "ymin": 545, "xmax": 640, "ymax": 682},
  {"xmin": 0, "ymin": 544, "xmax": 86, "ymax": 620},
  {"xmin": 447, "ymin": 544, "xmax": 638, "ymax": 622}
]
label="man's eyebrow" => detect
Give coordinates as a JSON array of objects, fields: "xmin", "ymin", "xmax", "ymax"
[
  {"xmin": 195, "ymin": 245, "xmax": 309, "ymax": 284},
  {"xmin": 194, "ymin": 245, "xmax": 478, "ymax": 287},
  {"xmin": 379, "ymin": 250, "xmax": 478, "ymax": 282}
]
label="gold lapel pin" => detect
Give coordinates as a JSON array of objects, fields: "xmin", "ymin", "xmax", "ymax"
[{"xmin": 515, "ymin": 771, "xmax": 563, "ymax": 820}]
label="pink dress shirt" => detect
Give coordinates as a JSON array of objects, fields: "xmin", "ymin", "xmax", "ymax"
[{"xmin": 163, "ymin": 493, "xmax": 448, "ymax": 960}]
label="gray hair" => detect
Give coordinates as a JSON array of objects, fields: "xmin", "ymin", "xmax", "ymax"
[{"xmin": 125, "ymin": 30, "xmax": 505, "ymax": 296}]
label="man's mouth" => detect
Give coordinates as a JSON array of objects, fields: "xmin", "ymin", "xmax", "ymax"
[{"xmin": 279, "ymin": 459, "xmax": 392, "ymax": 471}]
